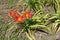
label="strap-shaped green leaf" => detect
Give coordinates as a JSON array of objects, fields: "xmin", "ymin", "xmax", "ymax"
[{"xmin": 29, "ymin": 24, "xmax": 52, "ymax": 34}]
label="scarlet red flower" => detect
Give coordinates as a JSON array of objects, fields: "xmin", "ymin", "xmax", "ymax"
[
  {"xmin": 14, "ymin": 15, "xmax": 24, "ymax": 23},
  {"xmin": 8, "ymin": 9, "xmax": 18, "ymax": 18},
  {"xmin": 24, "ymin": 11, "xmax": 32, "ymax": 18},
  {"xmin": 13, "ymin": 9, "xmax": 18, "ymax": 14}
]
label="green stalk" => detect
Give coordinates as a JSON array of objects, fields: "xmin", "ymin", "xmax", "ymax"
[
  {"xmin": 25, "ymin": 32, "xmax": 33, "ymax": 40},
  {"xmin": 28, "ymin": 29, "xmax": 35, "ymax": 40}
]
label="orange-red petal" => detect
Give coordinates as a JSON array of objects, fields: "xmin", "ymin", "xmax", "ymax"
[
  {"xmin": 24, "ymin": 11, "xmax": 32, "ymax": 18},
  {"xmin": 13, "ymin": 9, "xmax": 18, "ymax": 14},
  {"xmin": 14, "ymin": 15, "xmax": 24, "ymax": 23},
  {"xmin": 8, "ymin": 11, "xmax": 14, "ymax": 18},
  {"xmin": 8, "ymin": 9, "xmax": 18, "ymax": 18}
]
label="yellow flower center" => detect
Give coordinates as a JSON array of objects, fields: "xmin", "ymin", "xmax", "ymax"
[
  {"xmin": 26, "ymin": 14, "xmax": 28, "ymax": 17},
  {"xmin": 18, "ymin": 18, "xmax": 21, "ymax": 21}
]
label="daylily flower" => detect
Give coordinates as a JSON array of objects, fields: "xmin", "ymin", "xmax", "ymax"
[
  {"xmin": 13, "ymin": 9, "xmax": 18, "ymax": 14},
  {"xmin": 24, "ymin": 11, "xmax": 32, "ymax": 18},
  {"xmin": 8, "ymin": 9, "xmax": 18, "ymax": 18},
  {"xmin": 14, "ymin": 15, "xmax": 24, "ymax": 23}
]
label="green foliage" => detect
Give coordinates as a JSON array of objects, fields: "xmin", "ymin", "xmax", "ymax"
[{"xmin": 25, "ymin": 0, "xmax": 60, "ymax": 40}]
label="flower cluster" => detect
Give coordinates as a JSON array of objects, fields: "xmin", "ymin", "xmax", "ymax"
[
  {"xmin": 8, "ymin": 9, "xmax": 18, "ymax": 18},
  {"xmin": 8, "ymin": 9, "xmax": 32, "ymax": 23}
]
